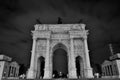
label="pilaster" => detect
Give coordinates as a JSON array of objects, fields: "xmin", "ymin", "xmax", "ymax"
[
  {"xmin": 43, "ymin": 38, "xmax": 51, "ymax": 79},
  {"xmin": 69, "ymin": 38, "xmax": 77, "ymax": 78},
  {"xmin": 83, "ymin": 35, "xmax": 93, "ymax": 78},
  {"xmin": 49, "ymin": 52, "xmax": 53, "ymax": 78},
  {"xmin": 27, "ymin": 37, "xmax": 37, "ymax": 79}
]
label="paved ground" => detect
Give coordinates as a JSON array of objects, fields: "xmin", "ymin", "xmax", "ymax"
[{"xmin": 1, "ymin": 78, "xmax": 120, "ymax": 80}]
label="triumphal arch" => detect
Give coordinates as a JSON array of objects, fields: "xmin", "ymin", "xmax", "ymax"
[{"xmin": 27, "ymin": 24, "xmax": 93, "ymax": 79}]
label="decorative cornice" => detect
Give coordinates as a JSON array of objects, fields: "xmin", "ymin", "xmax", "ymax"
[
  {"xmin": 32, "ymin": 24, "xmax": 88, "ymax": 39},
  {"xmin": 34, "ymin": 24, "xmax": 86, "ymax": 31}
]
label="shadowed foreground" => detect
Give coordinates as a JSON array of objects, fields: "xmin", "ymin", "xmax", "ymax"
[{"xmin": 1, "ymin": 78, "xmax": 120, "ymax": 80}]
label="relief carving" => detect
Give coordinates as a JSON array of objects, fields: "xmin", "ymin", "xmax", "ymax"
[
  {"xmin": 27, "ymin": 24, "xmax": 93, "ymax": 79},
  {"xmin": 74, "ymin": 39, "xmax": 84, "ymax": 55},
  {"xmin": 36, "ymin": 40, "xmax": 47, "ymax": 52}
]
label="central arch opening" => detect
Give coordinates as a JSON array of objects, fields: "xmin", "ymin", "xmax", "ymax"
[{"xmin": 52, "ymin": 44, "xmax": 68, "ymax": 78}]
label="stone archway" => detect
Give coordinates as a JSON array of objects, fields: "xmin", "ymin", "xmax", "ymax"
[
  {"xmin": 27, "ymin": 24, "xmax": 94, "ymax": 79},
  {"xmin": 52, "ymin": 43, "xmax": 68, "ymax": 78}
]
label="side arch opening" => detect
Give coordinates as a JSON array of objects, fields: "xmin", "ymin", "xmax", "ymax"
[
  {"xmin": 75, "ymin": 56, "xmax": 84, "ymax": 78},
  {"xmin": 36, "ymin": 56, "xmax": 45, "ymax": 79}
]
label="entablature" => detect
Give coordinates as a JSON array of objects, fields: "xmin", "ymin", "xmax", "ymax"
[
  {"xmin": 34, "ymin": 24, "xmax": 86, "ymax": 32},
  {"xmin": 51, "ymin": 33, "xmax": 69, "ymax": 39},
  {"xmin": 32, "ymin": 31, "xmax": 51, "ymax": 39},
  {"xmin": 69, "ymin": 30, "xmax": 88, "ymax": 39}
]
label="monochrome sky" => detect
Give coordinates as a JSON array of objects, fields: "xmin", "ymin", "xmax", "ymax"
[{"xmin": 0, "ymin": 0, "xmax": 120, "ymax": 66}]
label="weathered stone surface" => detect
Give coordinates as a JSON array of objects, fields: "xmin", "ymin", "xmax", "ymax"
[{"xmin": 27, "ymin": 24, "xmax": 93, "ymax": 79}]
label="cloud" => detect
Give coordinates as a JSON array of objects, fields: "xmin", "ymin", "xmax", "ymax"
[{"xmin": 0, "ymin": 0, "xmax": 120, "ymax": 65}]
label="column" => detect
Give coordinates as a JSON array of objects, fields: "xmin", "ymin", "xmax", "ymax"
[
  {"xmin": 12, "ymin": 67, "xmax": 15, "ymax": 77},
  {"xmin": 103, "ymin": 67, "xmax": 105, "ymax": 76},
  {"xmin": 27, "ymin": 37, "xmax": 37, "ymax": 79},
  {"xmin": 84, "ymin": 36, "xmax": 93, "ymax": 78},
  {"xmin": 8, "ymin": 66, "xmax": 11, "ymax": 77},
  {"xmin": 108, "ymin": 65, "xmax": 112, "ymax": 76},
  {"xmin": 110, "ymin": 65, "xmax": 113, "ymax": 76},
  {"xmin": 69, "ymin": 38, "xmax": 77, "ymax": 78},
  {"xmin": 106, "ymin": 66, "xmax": 109, "ymax": 76},
  {"xmin": 112, "ymin": 65, "xmax": 115, "ymax": 76},
  {"xmin": 13, "ymin": 68, "xmax": 16, "ymax": 77},
  {"xmin": 105, "ymin": 66, "xmax": 107, "ymax": 76},
  {"xmin": 43, "ymin": 39, "xmax": 51, "ymax": 79},
  {"xmin": 10, "ymin": 67, "xmax": 13, "ymax": 77},
  {"xmin": 16, "ymin": 68, "xmax": 19, "ymax": 77},
  {"xmin": 113, "ymin": 65, "xmax": 118, "ymax": 76},
  {"xmin": 108, "ymin": 66, "xmax": 110, "ymax": 76},
  {"xmin": 104, "ymin": 67, "xmax": 106, "ymax": 76}
]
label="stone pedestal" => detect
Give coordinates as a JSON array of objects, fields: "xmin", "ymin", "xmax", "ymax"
[
  {"xmin": 27, "ymin": 69, "xmax": 36, "ymax": 79},
  {"xmin": 84, "ymin": 68, "xmax": 93, "ymax": 78}
]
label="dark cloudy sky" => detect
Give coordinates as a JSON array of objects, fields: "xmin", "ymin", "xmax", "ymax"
[{"xmin": 0, "ymin": 0, "xmax": 120, "ymax": 66}]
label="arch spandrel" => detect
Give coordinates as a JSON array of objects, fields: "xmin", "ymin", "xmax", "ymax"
[
  {"xmin": 35, "ymin": 39, "xmax": 47, "ymax": 58},
  {"xmin": 51, "ymin": 40, "xmax": 69, "ymax": 51},
  {"xmin": 52, "ymin": 43, "xmax": 68, "ymax": 53}
]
